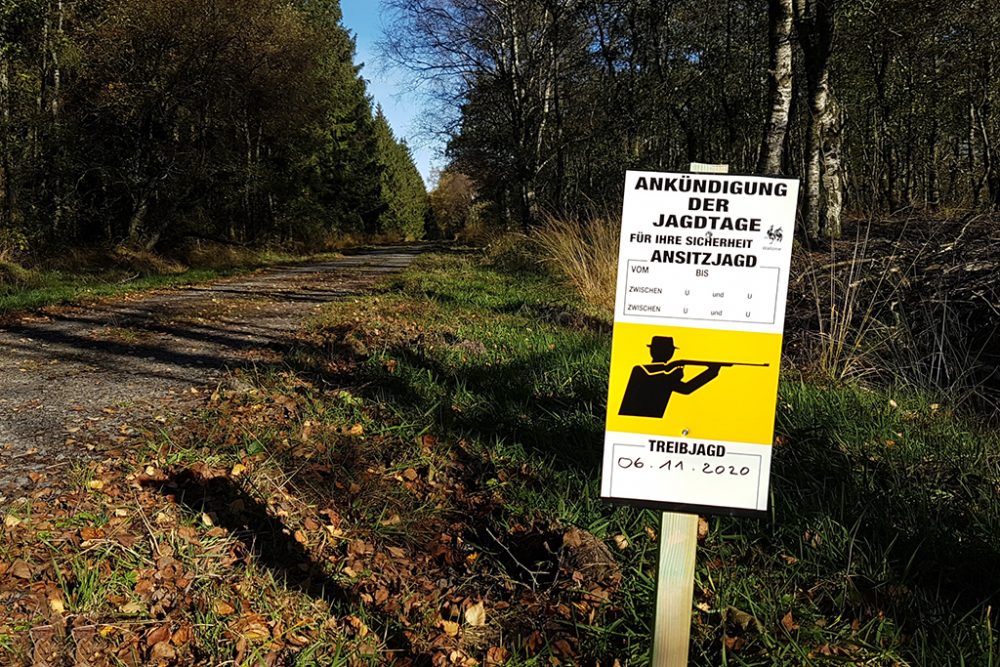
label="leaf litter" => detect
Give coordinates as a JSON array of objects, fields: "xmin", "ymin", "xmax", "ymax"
[{"xmin": 0, "ymin": 332, "xmax": 623, "ymax": 666}]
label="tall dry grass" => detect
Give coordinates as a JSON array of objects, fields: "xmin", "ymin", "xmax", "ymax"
[
  {"xmin": 801, "ymin": 223, "xmax": 901, "ymax": 382},
  {"xmin": 796, "ymin": 217, "xmax": 998, "ymax": 413},
  {"xmin": 533, "ymin": 215, "xmax": 620, "ymax": 313}
]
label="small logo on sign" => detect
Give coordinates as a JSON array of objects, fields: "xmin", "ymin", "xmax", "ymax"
[{"xmin": 766, "ymin": 226, "xmax": 784, "ymax": 243}]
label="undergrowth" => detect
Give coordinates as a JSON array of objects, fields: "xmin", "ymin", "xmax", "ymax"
[
  {"xmin": 529, "ymin": 213, "xmax": 1000, "ymax": 417},
  {"xmin": 532, "ymin": 216, "xmax": 619, "ymax": 314},
  {"xmin": 2, "ymin": 251, "xmax": 997, "ymax": 665}
]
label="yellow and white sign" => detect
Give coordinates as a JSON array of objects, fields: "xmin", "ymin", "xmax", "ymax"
[{"xmin": 602, "ymin": 171, "xmax": 799, "ymax": 514}]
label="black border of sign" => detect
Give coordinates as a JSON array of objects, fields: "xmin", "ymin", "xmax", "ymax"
[
  {"xmin": 626, "ymin": 170, "xmax": 800, "ymax": 184},
  {"xmin": 603, "ymin": 170, "xmax": 798, "ymax": 521},
  {"xmin": 601, "ymin": 495, "xmax": 768, "ymax": 519}
]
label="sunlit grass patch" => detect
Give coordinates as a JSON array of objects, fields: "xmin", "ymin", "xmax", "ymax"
[{"xmin": 0, "ymin": 246, "xmax": 343, "ymax": 317}]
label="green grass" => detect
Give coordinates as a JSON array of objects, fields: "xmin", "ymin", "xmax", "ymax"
[
  {"xmin": 0, "ymin": 267, "xmax": 231, "ymax": 315},
  {"xmin": 297, "ymin": 252, "xmax": 1000, "ymax": 665},
  {"xmin": 0, "ymin": 248, "xmax": 339, "ymax": 316}
]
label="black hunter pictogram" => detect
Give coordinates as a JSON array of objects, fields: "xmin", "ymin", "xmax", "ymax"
[{"xmin": 618, "ymin": 336, "xmax": 769, "ymax": 418}]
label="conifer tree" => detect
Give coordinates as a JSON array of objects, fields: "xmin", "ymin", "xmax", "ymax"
[
  {"xmin": 295, "ymin": 0, "xmax": 383, "ymax": 235},
  {"xmin": 373, "ymin": 106, "xmax": 427, "ymax": 239}
]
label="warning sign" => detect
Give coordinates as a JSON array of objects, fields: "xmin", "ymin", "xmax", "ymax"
[{"xmin": 602, "ymin": 170, "xmax": 799, "ymax": 515}]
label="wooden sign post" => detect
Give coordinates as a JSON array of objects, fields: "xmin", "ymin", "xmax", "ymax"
[
  {"xmin": 652, "ymin": 511, "xmax": 699, "ymax": 665},
  {"xmin": 601, "ymin": 162, "xmax": 799, "ymax": 664},
  {"xmin": 652, "ymin": 163, "xmax": 727, "ymax": 667}
]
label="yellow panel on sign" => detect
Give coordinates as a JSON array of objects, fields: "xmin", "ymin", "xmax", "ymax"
[{"xmin": 605, "ymin": 322, "xmax": 781, "ymax": 444}]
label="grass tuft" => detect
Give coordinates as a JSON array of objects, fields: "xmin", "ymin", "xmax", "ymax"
[{"xmin": 533, "ymin": 215, "xmax": 620, "ymax": 313}]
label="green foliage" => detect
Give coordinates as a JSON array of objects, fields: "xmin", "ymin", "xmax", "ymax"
[
  {"xmin": 426, "ymin": 170, "xmax": 478, "ymax": 239},
  {"xmin": 0, "ymin": 246, "xmax": 330, "ymax": 315},
  {"xmin": 0, "ymin": 0, "xmax": 414, "ymax": 252},
  {"xmin": 372, "ymin": 107, "xmax": 427, "ymax": 239},
  {"xmin": 387, "ymin": 0, "xmax": 1000, "ymax": 229}
]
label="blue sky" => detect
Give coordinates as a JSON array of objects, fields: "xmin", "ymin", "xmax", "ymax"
[{"xmin": 340, "ymin": 1, "xmax": 442, "ymax": 187}]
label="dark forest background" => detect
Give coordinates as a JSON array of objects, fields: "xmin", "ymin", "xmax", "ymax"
[
  {"xmin": 0, "ymin": 0, "xmax": 427, "ymax": 256},
  {"xmin": 386, "ymin": 0, "xmax": 1000, "ymax": 243},
  {"xmin": 4, "ymin": 0, "xmax": 1000, "ymax": 254}
]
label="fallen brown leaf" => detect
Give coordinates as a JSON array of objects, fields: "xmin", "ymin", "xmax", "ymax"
[
  {"xmin": 10, "ymin": 560, "xmax": 32, "ymax": 579},
  {"xmin": 486, "ymin": 646, "xmax": 509, "ymax": 666},
  {"xmin": 213, "ymin": 600, "xmax": 236, "ymax": 616},
  {"xmin": 171, "ymin": 626, "xmax": 192, "ymax": 646},
  {"xmin": 552, "ymin": 639, "xmax": 575, "ymax": 657},
  {"xmin": 465, "ymin": 601, "xmax": 486, "ymax": 627},
  {"xmin": 781, "ymin": 611, "xmax": 800, "ymax": 632},
  {"xmin": 146, "ymin": 624, "xmax": 171, "ymax": 647},
  {"xmin": 150, "ymin": 640, "xmax": 176, "ymax": 661},
  {"xmin": 120, "ymin": 601, "xmax": 144, "ymax": 614},
  {"xmin": 724, "ymin": 635, "xmax": 746, "ymax": 652}
]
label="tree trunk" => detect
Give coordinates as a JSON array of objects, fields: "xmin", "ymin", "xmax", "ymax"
[
  {"xmin": 976, "ymin": 102, "xmax": 996, "ymax": 208},
  {"xmin": 873, "ymin": 45, "xmax": 900, "ymax": 210},
  {"xmin": 52, "ymin": 0, "xmax": 64, "ymax": 119},
  {"xmin": 820, "ymin": 94, "xmax": 843, "ymax": 238},
  {"xmin": 970, "ymin": 103, "xmax": 981, "ymax": 207},
  {"xmin": 0, "ymin": 59, "xmax": 17, "ymax": 229},
  {"xmin": 927, "ymin": 119, "xmax": 940, "ymax": 208},
  {"xmin": 128, "ymin": 195, "xmax": 150, "ymax": 246},
  {"xmin": 759, "ymin": 0, "xmax": 794, "ymax": 175},
  {"xmin": 803, "ymin": 78, "xmax": 825, "ymax": 240},
  {"xmin": 50, "ymin": 0, "xmax": 66, "ymax": 232},
  {"xmin": 794, "ymin": 0, "xmax": 838, "ymax": 242}
]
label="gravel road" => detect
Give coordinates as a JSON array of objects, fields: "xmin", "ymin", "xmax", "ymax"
[{"xmin": 0, "ymin": 246, "xmax": 423, "ymax": 503}]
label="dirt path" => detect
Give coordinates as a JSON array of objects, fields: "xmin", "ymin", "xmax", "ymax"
[{"xmin": 0, "ymin": 246, "xmax": 424, "ymax": 502}]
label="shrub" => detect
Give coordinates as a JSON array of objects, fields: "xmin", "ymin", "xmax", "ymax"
[{"xmin": 533, "ymin": 215, "xmax": 620, "ymax": 313}]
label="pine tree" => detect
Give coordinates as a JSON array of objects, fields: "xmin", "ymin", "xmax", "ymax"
[
  {"xmin": 373, "ymin": 106, "xmax": 427, "ymax": 239},
  {"xmin": 295, "ymin": 0, "xmax": 383, "ymax": 235}
]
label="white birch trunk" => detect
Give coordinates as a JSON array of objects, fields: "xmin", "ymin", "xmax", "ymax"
[{"xmin": 759, "ymin": 0, "xmax": 794, "ymax": 175}]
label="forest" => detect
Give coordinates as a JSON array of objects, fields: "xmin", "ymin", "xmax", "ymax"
[
  {"xmin": 0, "ymin": 0, "xmax": 427, "ymax": 256},
  {"xmin": 3, "ymin": 2, "xmax": 1000, "ymax": 665},
  {"xmin": 386, "ymin": 0, "xmax": 1000, "ymax": 242},
  {"xmin": 6, "ymin": 0, "xmax": 999, "ymax": 252}
]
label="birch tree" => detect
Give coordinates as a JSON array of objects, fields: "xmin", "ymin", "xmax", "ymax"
[
  {"xmin": 383, "ymin": 0, "xmax": 588, "ymax": 230},
  {"xmin": 758, "ymin": 0, "xmax": 794, "ymax": 175},
  {"xmin": 793, "ymin": 0, "xmax": 841, "ymax": 240}
]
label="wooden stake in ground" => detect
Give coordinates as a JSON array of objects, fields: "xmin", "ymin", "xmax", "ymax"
[
  {"xmin": 652, "ymin": 512, "xmax": 699, "ymax": 666},
  {"xmin": 651, "ymin": 162, "xmax": 730, "ymax": 667}
]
